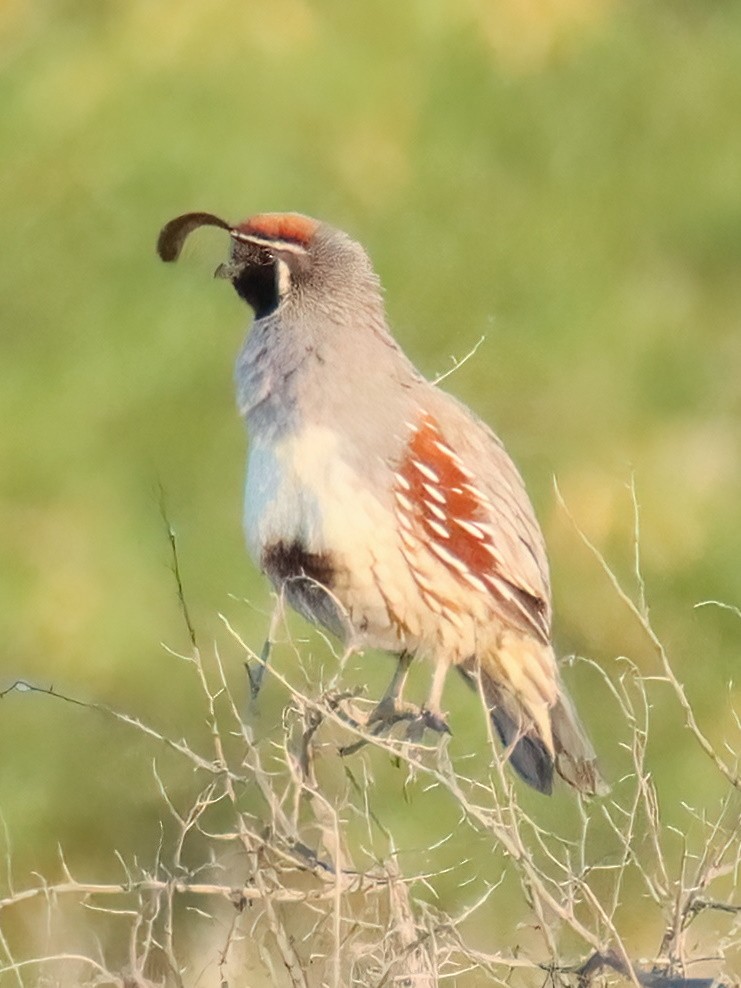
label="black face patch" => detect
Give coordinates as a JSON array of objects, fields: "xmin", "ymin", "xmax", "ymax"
[{"xmin": 232, "ymin": 258, "xmax": 280, "ymax": 319}]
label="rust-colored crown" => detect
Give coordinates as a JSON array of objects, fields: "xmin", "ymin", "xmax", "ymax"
[{"xmin": 232, "ymin": 213, "xmax": 319, "ymax": 247}]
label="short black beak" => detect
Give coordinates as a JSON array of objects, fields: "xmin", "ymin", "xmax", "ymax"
[{"xmin": 213, "ymin": 261, "xmax": 242, "ymax": 280}]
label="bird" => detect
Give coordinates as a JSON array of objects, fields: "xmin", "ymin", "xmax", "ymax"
[{"xmin": 156, "ymin": 209, "xmax": 606, "ymax": 797}]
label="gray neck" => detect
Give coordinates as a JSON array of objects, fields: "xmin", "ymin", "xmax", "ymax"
[
  {"xmin": 234, "ymin": 313, "xmax": 307, "ymax": 439},
  {"xmin": 234, "ymin": 299, "xmax": 424, "ymax": 448}
]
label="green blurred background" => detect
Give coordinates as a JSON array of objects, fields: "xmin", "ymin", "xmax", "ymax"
[{"xmin": 1, "ymin": 0, "xmax": 740, "ymax": 975}]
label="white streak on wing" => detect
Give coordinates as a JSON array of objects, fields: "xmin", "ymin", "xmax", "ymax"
[
  {"xmin": 424, "ymin": 499, "xmax": 447, "ymax": 522},
  {"xmin": 483, "ymin": 572, "xmax": 514, "ymax": 600},
  {"xmin": 433, "ymin": 440, "xmax": 474, "ymax": 478},
  {"xmin": 484, "ymin": 572, "xmax": 544, "ymax": 632},
  {"xmin": 460, "ymin": 570, "xmax": 488, "ymax": 594},
  {"xmin": 411, "ymin": 459, "xmax": 439, "ymax": 483},
  {"xmin": 394, "ymin": 490, "xmax": 413, "ymax": 513},
  {"xmin": 394, "ymin": 471, "xmax": 411, "ymax": 491},
  {"xmin": 409, "ymin": 567, "xmax": 436, "ymax": 595},
  {"xmin": 426, "ymin": 519, "xmax": 449, "ymax": 540},
  {"xmin": 420, "ymin": 590, "xmax": 443, "ymax": 615},
  {"xmin": 422, "ymin": 483, "xmax": 446, "ymax": 505},
  {"xmin": 428, "ymin": 540, "xmax": 469, "ymax": 575},
  {"xmin": 462, "ymin": 482, "xmax": 489, "ymax": 505},
  {"xmin": 483, "ymin": 542, "xmax": 503, "ymax": 565},
  {"xmin": 442, "ymin": 607, "xmax": 464, "ymax": 631},
  {"xmin": 399, "ymin": 528, "xmax": 417, "ymax": 549},
  {"xmin": 453, "ymin": 518, "xmax": 486, "ymax": 540},
  {"xmin": 397, "ymin": 512, "xmax": 414, "ymax": 532}
]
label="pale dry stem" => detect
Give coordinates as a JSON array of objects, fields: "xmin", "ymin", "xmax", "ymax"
[{"xmin": 1, "ymin": 501, "xmax": 739, "ymax": 986}]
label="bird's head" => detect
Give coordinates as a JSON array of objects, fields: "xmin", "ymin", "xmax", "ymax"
[{"xmin": 156, "ymin": 210, "xmax": 380, "ymax": 321}]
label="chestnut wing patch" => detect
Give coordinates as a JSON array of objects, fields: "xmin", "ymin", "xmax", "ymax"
[{"xmin": 393, "ymin": 414, "xmax": 549, "ymax": 643}]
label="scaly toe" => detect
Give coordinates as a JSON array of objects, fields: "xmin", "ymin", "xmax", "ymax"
[
  {"xmin": 367, "ymin": 696, "xmax": 418, "ymax": 727},
  {"xmin": 339, "ymin": 695, "xmax": 451, "ymax": 755},
  {"xmin": 404, "ymin": 709, "xmax": 451, "ymax": 742},
  {"xmin": 421, "ymin": 708, "xmax": 452, "ymax": 735}
]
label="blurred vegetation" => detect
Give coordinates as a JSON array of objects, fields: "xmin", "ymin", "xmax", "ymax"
[{"xmin": 1, "ymin": 0, "xmax": 740, "ymax": 978}]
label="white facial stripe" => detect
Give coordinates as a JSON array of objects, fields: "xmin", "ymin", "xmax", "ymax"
[
  {"xmin": 276, "ymin": 257, "xmax": 292, "ymax": 296},
  {"xmin": 231, "ymin": 231, "xmax": 308, "ymax": 255}
]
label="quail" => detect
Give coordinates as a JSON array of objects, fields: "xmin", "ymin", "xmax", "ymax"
[{"xmin": 157, "ymin": 210, "xmax": 606, "ymax": 796}]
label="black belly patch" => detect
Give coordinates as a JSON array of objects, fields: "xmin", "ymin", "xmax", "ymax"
[
  {"xmin": 262, "ymin": 541, "xmax": 335, "ymax": 588},
  {"xmin": 262, "ymin": 541, "xmax": 346, "ymax": 640}
]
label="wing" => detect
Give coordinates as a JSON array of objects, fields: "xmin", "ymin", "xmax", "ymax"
[{"xmin": 392, "ymin": 397, "xmax": 551, "ymax": 644}]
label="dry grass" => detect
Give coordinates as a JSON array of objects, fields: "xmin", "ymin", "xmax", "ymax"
[{"xmin": 0, "ymin": 510, "xmax": 739, "ymax": 988}]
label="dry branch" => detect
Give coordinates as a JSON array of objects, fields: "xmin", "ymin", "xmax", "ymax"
[{"xmin": 1, "ymin": 503, "xmax": 739, "ymax": 987}]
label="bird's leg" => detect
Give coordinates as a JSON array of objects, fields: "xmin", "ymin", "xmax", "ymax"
[
  {"xmin": 246, "ymin": 635, "xmax": 272, "ymax": 702},
  {"xmin": 367, "ymin": 651, "xmax": 415, "ymax": 724},
  {"xmin": 411, "ymin": 656, "xmax": 452, "ymax": 738},
  {"xmin": 339, "ymin": 652, "xmax": 420, "ymax": 756},
  {"xmin": 245, "ymin": 597, "xmax": 284, "ymax": 705}
]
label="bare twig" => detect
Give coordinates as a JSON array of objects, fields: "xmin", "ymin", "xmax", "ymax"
[{"xmin": 4, "ymin": 493, "xmax": 740, "ymax": 986}]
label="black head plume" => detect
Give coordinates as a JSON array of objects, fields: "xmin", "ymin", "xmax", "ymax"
[{"xmin": 156, "ymin": 212, "xmax": 232, "ymax": 262}]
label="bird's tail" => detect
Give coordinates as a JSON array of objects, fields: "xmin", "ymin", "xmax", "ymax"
[{"xmin": 458, "ymin": 656, "xmax": 607, "ymax": 797}]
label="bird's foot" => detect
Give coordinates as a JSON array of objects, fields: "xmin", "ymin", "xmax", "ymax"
[
  {"xmin": 339, "ymin": 697, "xmax": 450, "ymax": 755},
  {"xmin": 366, "ymin": 694, "xmax": 420, "ymax": 727},
  {"xmin": 245, "ymin": 636, "xmax": 272, "ymax": 703},
  {"xmin": 404, "ymin": 707, "xmax": 452, "ymax": 743},
  {"xmin": 420, "ymin": 707, "xmax": 452, "ymax": 735}
]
